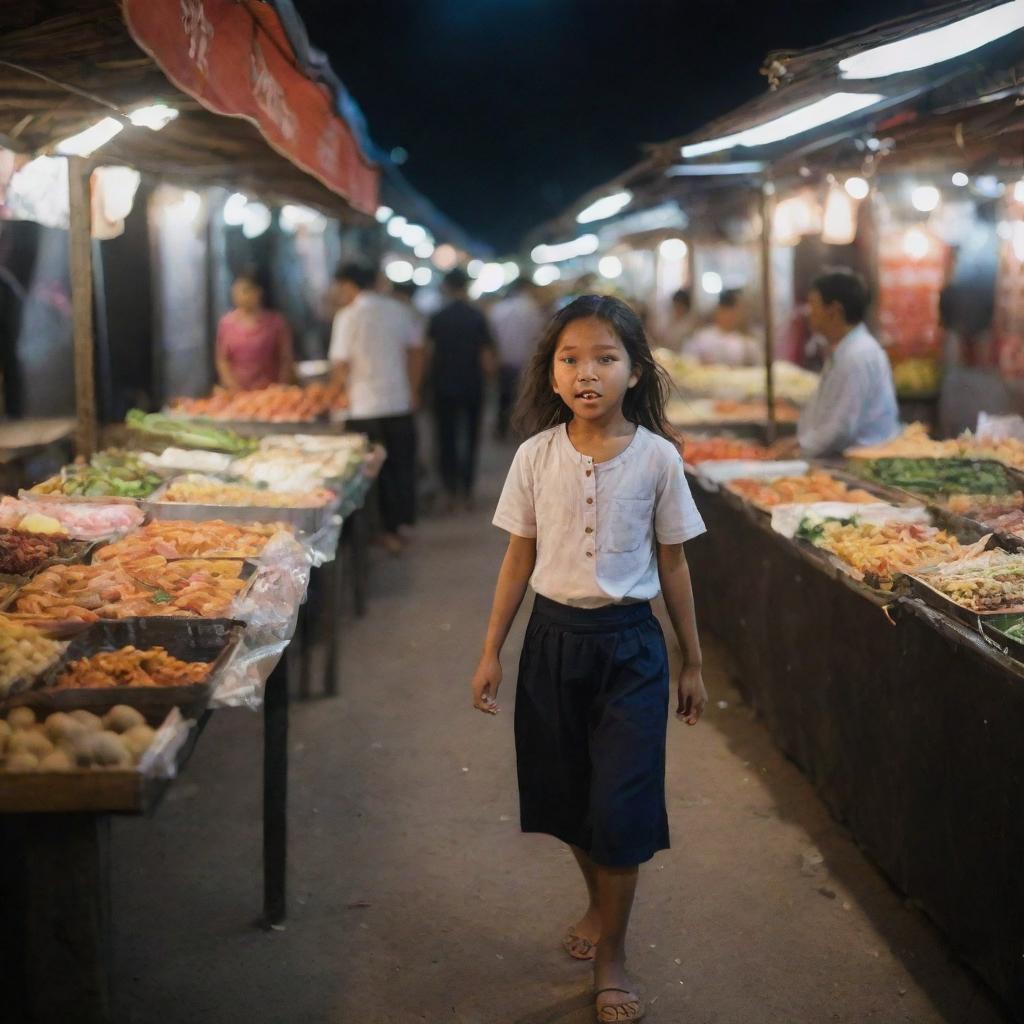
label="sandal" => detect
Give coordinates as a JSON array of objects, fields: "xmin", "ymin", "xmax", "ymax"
[
  {"xmin": 594, "ymin": 987, "xmax": 645, "ymax": 1022},
  {"xmin": 562, "ymin": 927, "xmax": 598, "ymax": 961}
]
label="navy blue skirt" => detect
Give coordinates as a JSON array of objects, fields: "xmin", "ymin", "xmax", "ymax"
[{"xmin": 514, "ymin": 594, "xmax": 671, "ymax": 867}]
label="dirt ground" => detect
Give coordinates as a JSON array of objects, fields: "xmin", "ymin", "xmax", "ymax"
[{"xmin": 111, "ymin": 440, "xmax": 1008, "ymax": 1024}]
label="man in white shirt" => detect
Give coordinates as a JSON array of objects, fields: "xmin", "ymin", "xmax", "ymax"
[
  {"xmin": 487, "ymin": 280, "xmax": 546, "ymax": 440},
  {"xmin": 329, "ymin": 263, "xmax": 425, "ymax": 554},
  {"xmin": 686, "ymin": 290, "xmax": 759, "ymax": 366},
  {"xmin": 797, "ymin": 269, "xmax": 900, "ymax": 458}
]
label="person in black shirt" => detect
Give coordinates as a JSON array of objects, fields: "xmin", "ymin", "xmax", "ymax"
[{"xmin": 426, "ymin": 269, "xmax": 495, "ymax": 510}]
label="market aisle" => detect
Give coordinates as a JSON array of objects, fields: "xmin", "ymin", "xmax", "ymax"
[{"xmin": 112, "ymin": 439, "xmax": 1005, "ymax": 1024}]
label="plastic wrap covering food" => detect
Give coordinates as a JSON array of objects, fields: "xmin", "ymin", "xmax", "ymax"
[
  {"xmin": 0, "ymin": 704, "xmax": 193, "ymax": 779},
  {"xmin": 770, "ymin": 502, "xmax": 928, "ymax": 539},
  {"xmin": 210, "ymin": 533, "xmax": 312, "ymax": 709},
  {"xmin": 138, "ymin": 447, "xmax": 234, "ymax": 476},
  {"xmin": 0, "ymin": 496, "xmax": 145, "ymax": 540}
]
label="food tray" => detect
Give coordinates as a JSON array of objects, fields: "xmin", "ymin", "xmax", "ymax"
[
  {"xmin": 846, "ymin": 458, "xmax": 1024, "ymax": 500},
  {"xmin": 2, "ymin": 617, "xmax": 243, "ymax": 717},
  {"xmin": 902, "ymin": 571, "xmax": 1024, "ymax": 625},
  {"xmin": 1, "ymin": 560, "xmax": 254, "ymax": 632},
  {"xmin": 926, "ymin": 504, "xmax": 1024, "ymax": 554},
  {"xmin": 0, "ymin": 536, "xmax": 95, "ymax": 579},
  {"xmin": 0, "ymin": 706, "xmax": 200, "ymax": 814},
  {"xmin": 977, "ymin": 614, "xmax": 1024, "ymax": 663},
  {"xmin": 162, "ymin": 415, "xmax": 343, "ymax": 438},
  {"xmin": 143, "ymin": 482, "xmax": 332, "ymax": 536},
  {"xmin": 17, "ymin": 490, "xmax": 141, "ymax": 506}
]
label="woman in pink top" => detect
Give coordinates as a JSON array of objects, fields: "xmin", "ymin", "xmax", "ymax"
[{"xmin": 215, "ymin": 273, "xmax": 294, "ymax": 390}]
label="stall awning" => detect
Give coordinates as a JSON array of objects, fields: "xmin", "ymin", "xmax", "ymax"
[
  {"xmin": 121, "ymin": 0, "xmax": 377, "ymax": 215},
  {"xmin": 0, "ymin": 0, "xmax": 378, "ymax": 217}
]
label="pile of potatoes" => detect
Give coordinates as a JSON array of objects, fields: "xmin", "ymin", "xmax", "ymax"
[{"xmin": 0, "ymin": 705, "xmax": 156, "ymax": 772}]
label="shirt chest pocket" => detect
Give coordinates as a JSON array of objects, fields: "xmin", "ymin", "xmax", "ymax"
[{"xmin": 599, "ymin": 496, "xmax": 654, "ymax": 554}]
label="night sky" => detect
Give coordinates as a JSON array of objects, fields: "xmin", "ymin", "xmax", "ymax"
[{"xmin": 295, "ymin": 0, "xmax": 944, "ymax": 252}]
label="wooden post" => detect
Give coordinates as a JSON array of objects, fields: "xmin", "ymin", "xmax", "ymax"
[
  {"xmin": 68, "ymin": 156, "xmax": 97, "ymax": 458},
  {"xmin": 759, "ymin": 177, "xmax": 778, "ymax": 445}
]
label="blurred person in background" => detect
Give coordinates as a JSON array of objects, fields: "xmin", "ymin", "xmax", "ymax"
[
  {"xmin": 426, "ymin": 268, "xmax": 496, "ymax": 511},
  {"xmin": 330, "ymin": 263, "xmax": 425, "ymax": 554},
  {"xmin": 686, "ymin": 289, "xmax": 759, "ymax": 366},
  {"xmin": 488, "ymin": 278, "xmax": 546, "ymax": 441},
  {"xmin": 798, "ymin": 269, "xmax": 898, "ymax": 457},
  {"xmin": 661, "ymin": 288, "xmax": 699, "ymax": 352},
  {"xmin": 216, "ymin": 270, "xmax": 294, "ymax": 391}
]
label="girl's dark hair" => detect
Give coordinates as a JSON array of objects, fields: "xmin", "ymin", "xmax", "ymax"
[{"xmin": 512, "ymin": 294, "xmax": 676, "ymax": 440}]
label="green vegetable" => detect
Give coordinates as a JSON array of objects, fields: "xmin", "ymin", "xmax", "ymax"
[
  {"xmin": 152, "ymin": 590, "xmax": 172, "ymax": 605},
  {"xmin": 126, "ymin": 409, "xmax": 257, "ymax": 455},
  {"xmin": 796, "ymin": 515, "xmax": 857, "ymax": 544},
  {"xmin": 33, "ymin": 449, "xmax": 163, "ymax": 499},
  {"xmin": 860, "ymin": 458, "xmax": 1014, "ymax": 497}
]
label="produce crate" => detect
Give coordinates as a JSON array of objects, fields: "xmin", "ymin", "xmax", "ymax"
[{"xmin": 0, "ymin": 706, "xmax": 202, "ymax": 814}]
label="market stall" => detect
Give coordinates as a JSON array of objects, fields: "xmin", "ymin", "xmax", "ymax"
[
  {"xmin": 0, "ymin": 413, "xmax": 383, "ymax": 1023},
  {"xmin": 679, "ymin": 421, "xmax": 1024, "ymax": 1018}
]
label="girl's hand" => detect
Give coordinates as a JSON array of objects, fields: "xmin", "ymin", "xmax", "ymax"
[
  {"xmin": 471, "ymin": 654, "xmax": 502, "ymax": 715},
  {"xmin": 676, "ymin": 665, "xmax": 707, "ymax": 726}
]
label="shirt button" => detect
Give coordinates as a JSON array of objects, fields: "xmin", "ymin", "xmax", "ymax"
[
  {"xmin": 585, "ymin": 526, "xmax": 593, "ymax": 534},
  {"xmin": 585, "ymin": 469, "xmax": 592, "ymax": 477},
  {"xmin": 586, "ymin": 551, "xmax": 593, "ymax": 558},
  {"xmin": 586, "ymin": 497, "xmax": 593, "ymax": 505}
]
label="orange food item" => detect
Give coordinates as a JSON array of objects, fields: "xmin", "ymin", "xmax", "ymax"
[
  {"xmin": 809, "ymin": 519, "xmax": 968, "ymax": 590},
  {"xmin": 679, "ymin": 436, "xmax": 770, "ymax": 465},
  {"xmin": 727, "ymin": 471, "xmax": 878, "ymax": 508},
  {"xmin": 11, "ymin": 561, "xmax": 245, "ymax": 621},
  {"xmin": 53, "ymin": 646, "xmax": 210, "ymax": 689},
  {"xmin": 95, "ymin": 520, "xmax": 287, "ymax": 561},
  {"xmin": 170, "ymin": 382, "xmax": 342, "ymax": 423}
]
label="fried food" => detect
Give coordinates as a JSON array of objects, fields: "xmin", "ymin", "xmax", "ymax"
[{"xmin": 52, "ymin": 646, "xmax": 211, "ymax": 689}]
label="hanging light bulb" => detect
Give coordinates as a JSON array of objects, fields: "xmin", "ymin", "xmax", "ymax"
[
  {"xmin": 843, "ymin": 176, "xmax": 870, "ymax": 200},
  {"xmin": 822, "ymin": 184, "xmax": 858, "ymax": 245},
  {"xmin": 903, "ymin": 227, "xmax": 931, "ymax": 260},
  {"xmin": 911, "ymin": 185, "xmax": 940, "ymax": 213}
]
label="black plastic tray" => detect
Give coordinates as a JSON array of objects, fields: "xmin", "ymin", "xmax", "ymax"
[{"xmin": 2, "ymin": 617, "xmax": 243, "ymax": 717}]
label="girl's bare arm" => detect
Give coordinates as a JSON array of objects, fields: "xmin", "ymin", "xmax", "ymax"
[
  {"xmin": 471, "ymin": 534, "xmax": 536, "ymax": 713},
  {"xmin": 658, "ymin": 542, "xmax": 707, "ymax": 724}
]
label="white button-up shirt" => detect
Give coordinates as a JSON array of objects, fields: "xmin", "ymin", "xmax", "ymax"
[
  {"xmin": 487, "ymin": 293, "xmax": 546, "ymax": 369},
  {"xmin": 797, "ymin": 322, "xmax": 900, "ymax": 458},
  {"xmin": 329, "ymin": 292, "xmax": 422, "ymax": 419},
  {"xmin": 493, "ymin": 424, "xmax": 706, "ymax": 608}
]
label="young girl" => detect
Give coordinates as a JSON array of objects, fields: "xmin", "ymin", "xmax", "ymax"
[{"xmin": 470, "ymin": 295, "xmax": 707, "ymax": 1023}]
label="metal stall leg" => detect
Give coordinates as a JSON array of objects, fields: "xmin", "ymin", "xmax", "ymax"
[
  {"xmin": 324, "ymin": 541, "xmax": 343, "ymax": 696},
  {"xmin": 293, "ymin": 587, "xmax": 311, "ymax": 702},
  {"xmin": 349, "ymin": 506, "xmax": 369, "ymax": 618},
  {"xmin": 262, "ymin": 655, "xmax": 289, "ymax": 928},
  {"xmin": 0, "ymin": 813, "xmax": 113, "ymax": 1024}
]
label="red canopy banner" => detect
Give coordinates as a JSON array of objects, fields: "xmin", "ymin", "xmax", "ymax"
[{"xmin": 122, "ymin": 0, "xmax": 379, "ymax": 214}]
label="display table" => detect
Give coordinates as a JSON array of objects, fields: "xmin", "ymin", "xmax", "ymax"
[
  {"xmin": 0, "ymin": 458, "xmax": 381, "ymax": 1023},
  {"xmin": 686, "ymin": 483, "xmax": 1024, "ymax": 1020}
]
